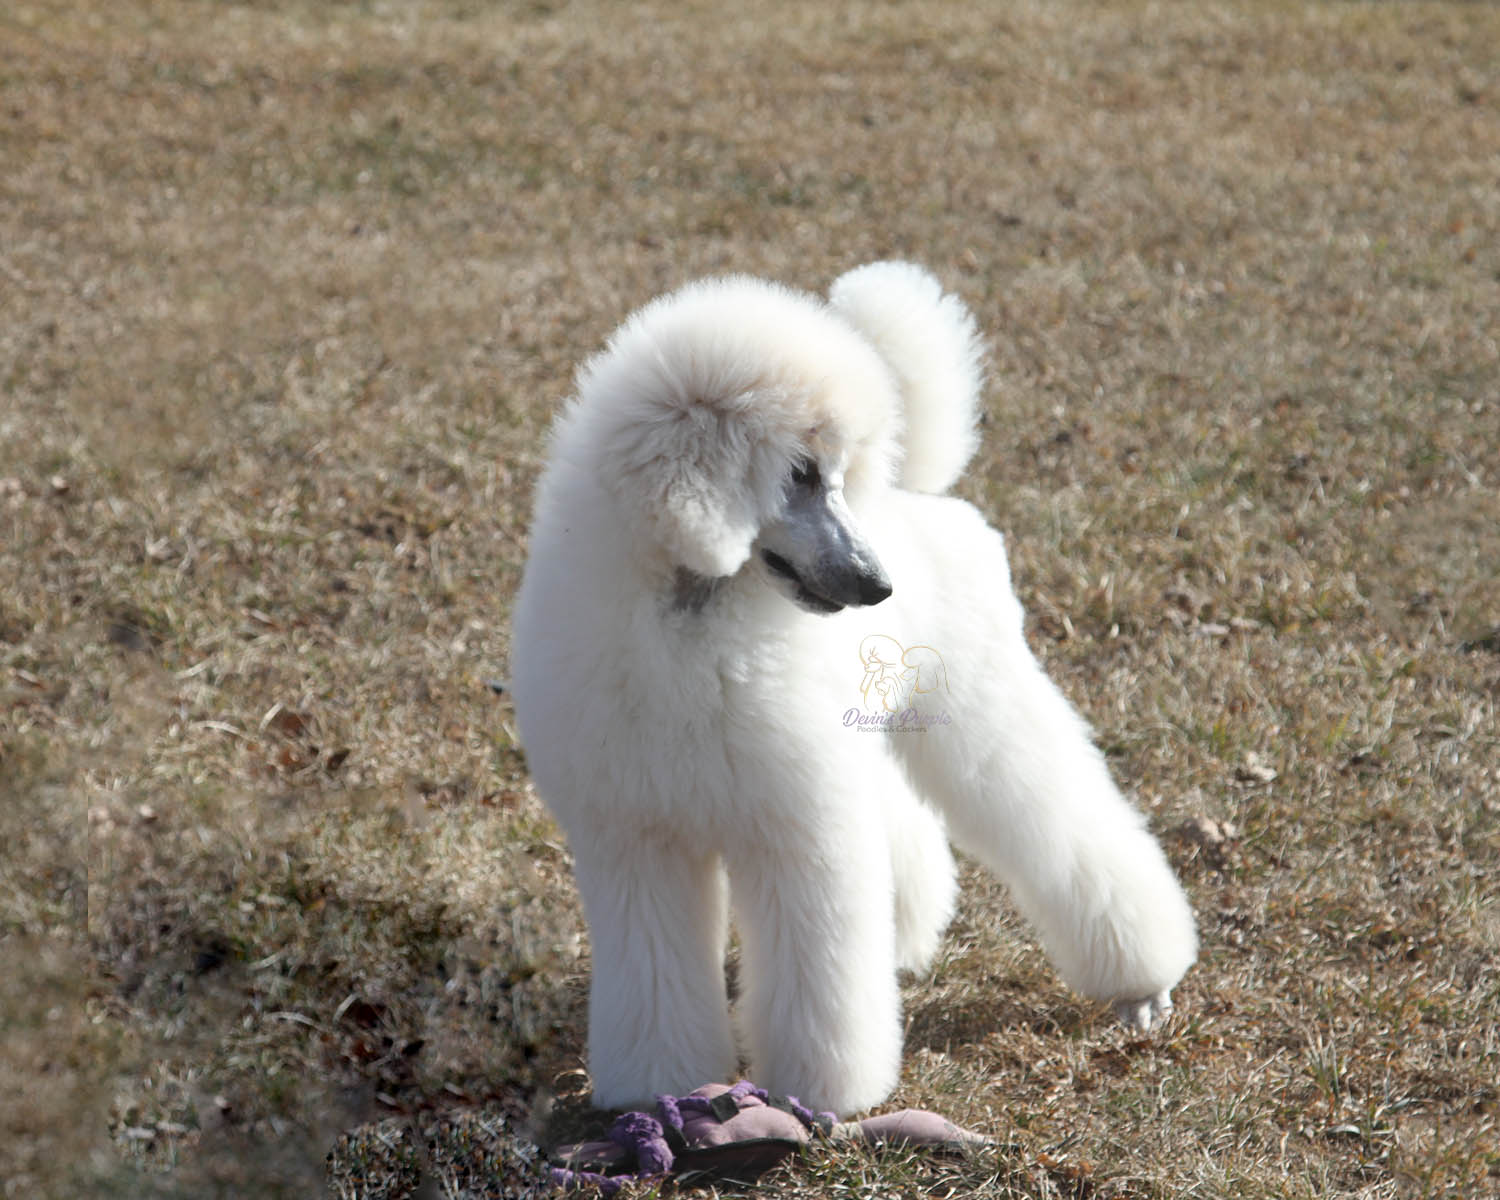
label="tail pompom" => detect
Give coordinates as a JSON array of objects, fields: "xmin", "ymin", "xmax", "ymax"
[{"xmin": 828, "ymin": 262, "xmax": 984, "ymax": 494}]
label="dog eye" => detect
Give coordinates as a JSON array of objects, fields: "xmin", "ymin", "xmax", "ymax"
[{"xmin": 790, "ymin": 458, "xmax": 820, "ymax": 488}]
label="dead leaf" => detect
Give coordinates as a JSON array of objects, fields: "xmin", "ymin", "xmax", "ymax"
[
  {"xmin": 261, "ymin": 703, "xmax": 313, "ymax": 739},
  {"xmin": 1176, "ymin": 815, "xmax": 1238, "ymax": 848},
  {"xmin": 1236, "ymin": 751, "xmax": 1277, "ymax": 783},
  {"xmin": 245, "ymin": 608, "xmax": 283, "ymax": 632}
]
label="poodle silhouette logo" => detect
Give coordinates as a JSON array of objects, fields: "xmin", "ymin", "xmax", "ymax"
[{"xmin": 845, "ymin": 634, "xmax": 953, "ymax": 732}]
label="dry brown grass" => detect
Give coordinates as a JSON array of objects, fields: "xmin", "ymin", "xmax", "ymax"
[{"xmin": 3, "ymin": 0, "xmax": 1497, "ymax": 1196}]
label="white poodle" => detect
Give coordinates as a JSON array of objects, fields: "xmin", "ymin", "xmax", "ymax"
[{"xmin": 509, "ymin": 262, "xmax": 1197, "ymax": 1116}]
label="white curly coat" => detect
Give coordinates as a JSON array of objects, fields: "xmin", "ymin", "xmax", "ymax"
[{"xmin": 509, "ymin": 262, "xmax": 1197, "ymax": 1115}]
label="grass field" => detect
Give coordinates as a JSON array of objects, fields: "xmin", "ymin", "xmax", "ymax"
[{"xmin": 3, "ymin": 0, "xmax": 1497, "ymax": 1196}]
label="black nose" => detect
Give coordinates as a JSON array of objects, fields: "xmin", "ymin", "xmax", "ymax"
[
  {"xmin": 804, "ymin": 561, "xmax": 891, "ymax": 610},
  {"xmin": 857, "ymin": 568, "xmax": 893, "ymax": 606}
]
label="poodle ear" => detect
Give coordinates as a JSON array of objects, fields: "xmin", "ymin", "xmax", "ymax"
[
  {"xmin": 590, "ymin": 395, "xmax": 775, "ymax": 581},
  {"xmin": 643, "ymin": 418, "xmax": 763, "ymax": 579}
]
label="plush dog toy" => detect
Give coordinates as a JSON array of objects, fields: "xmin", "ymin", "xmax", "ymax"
[{"xmin": 551, "ymin": 1080, "xmax": 990, "ymax": 1192}]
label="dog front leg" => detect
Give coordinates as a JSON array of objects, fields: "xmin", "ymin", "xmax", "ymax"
[
  {"xmin": 728, "ymin": 812, "xmax": 902, "ymax": 1116},
  {"xmin": 570, "ymin": 834, "xmax": 736, "ymax": 1109}
]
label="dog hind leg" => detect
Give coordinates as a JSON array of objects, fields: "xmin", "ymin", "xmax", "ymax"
[
  {"xmin": 884, "ymin": 782, "xmax": 957, "ymax": 975},
  {"xmin": 897, "ymin": 656, "xmax": 1197, "ymax": 1022}
]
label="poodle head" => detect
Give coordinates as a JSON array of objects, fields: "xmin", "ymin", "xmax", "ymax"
[{"xmin": 567, "ymin": 276, "xmax": 901, "ymax": 608}]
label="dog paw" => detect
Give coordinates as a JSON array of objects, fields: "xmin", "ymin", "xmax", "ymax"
[{"xmin": 1112, "ymin": 989, "xmax": 1173, "ymax": 1032}]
